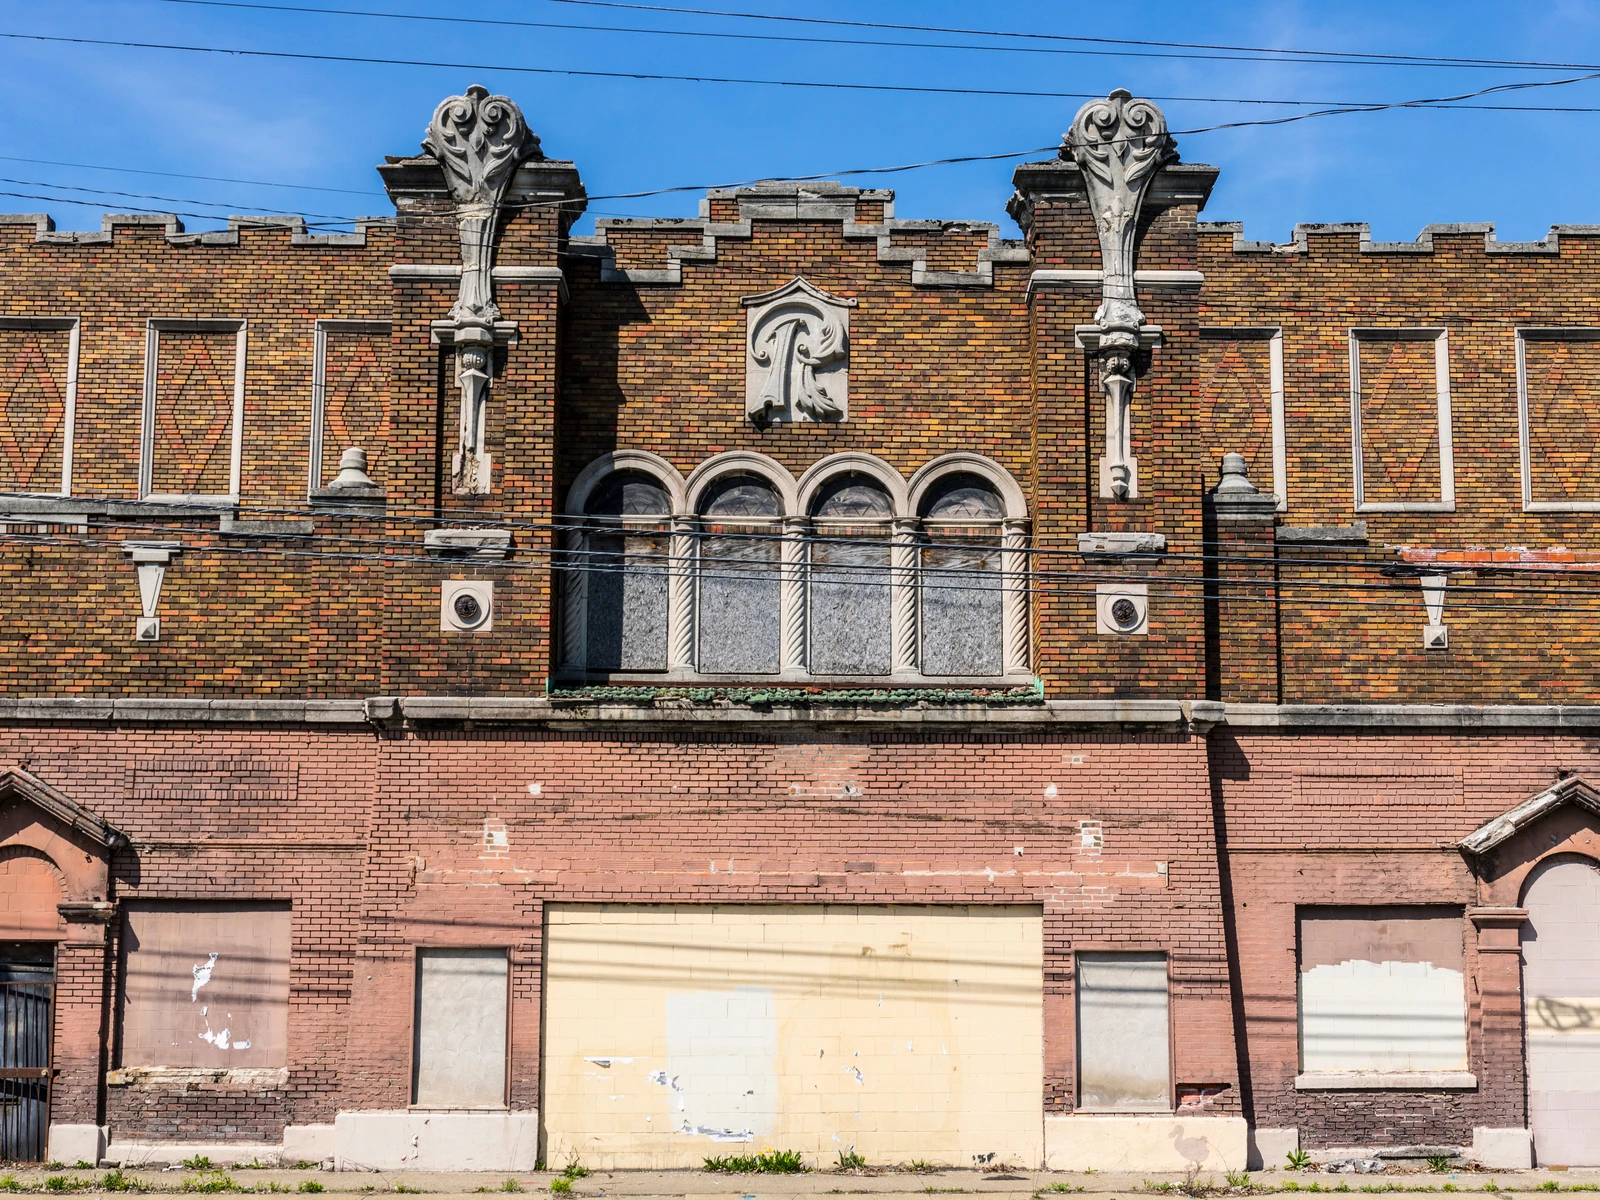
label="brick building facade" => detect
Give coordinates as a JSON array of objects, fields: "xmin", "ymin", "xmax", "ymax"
[{"xmin": 0, "ymin": 86, "xmax": 1595, "ymax": 1170}]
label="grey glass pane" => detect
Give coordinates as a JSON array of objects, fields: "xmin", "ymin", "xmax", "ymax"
[
  {"xmin": 811, "ymin": 474, "xmax": 893, "ymax": 519},
  {"xmin": 586, "ymin": 532, "xmax": 668, "ymax": 671},
  {"xmin": 920, "ymin": 543, "xmax": 1002, "ymax": 676},
  {"xmin": 701, "ymin": 474, "xmax": 782, "ymax": 518},
  {"xmin": 921, "ymin": 473, "xmax": 1003, "ymax": 520},
  {"xmin": 698, "ymin": 534, "xmax": 780, "ymax": 673},
  {"xmin": 809, "ymin": 539, "xmax": 891, "ymax": 676},
  {"xmin": 584, "ymin": 471, "xmax": 670, "ymax": 517}
]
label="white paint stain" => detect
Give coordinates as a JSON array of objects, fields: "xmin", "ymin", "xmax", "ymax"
[
  {"xmin": 678, "ymin": 1121, "xmax": 753, "ymax": 1142},
  {"xmin": 190, "ymin": 953, "xmax": 218, "ymax": 1002},
  {"xmin": 585, "ymin": 1056, "xmax": 635, "ymax": 1068},
  {"xmin": 847, "ymin": 1065, "xmax": 864, "ymax": 1084}
]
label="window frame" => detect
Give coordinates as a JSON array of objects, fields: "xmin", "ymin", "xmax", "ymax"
[
  {"xmin": 140, "ymin": 318, "xmax": 247, "ymax": 505},
  {"xmin": 1348, "ymin": 326, "xmax": 1455, "ymax": 514},
  {"xmin": 1515, "ymin": 326, "xmax": 1600, "ymax": 512},
  {"xmin": 410, "ymin": 944, "xmax": 512, "ymax": 1110},
  {"xmin": 0, "ymin": 315, "xmax": 80, "ymax": 499}
]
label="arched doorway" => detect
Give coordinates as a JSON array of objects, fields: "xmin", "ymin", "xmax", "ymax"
[{"xmin": 1522, "ymin": 855, "xmax": 1600, "ymax": 1166}]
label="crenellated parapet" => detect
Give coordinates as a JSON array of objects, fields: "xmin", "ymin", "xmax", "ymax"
[
  {"xmin": 1200, "ymin": 220, "xmax": 1600, "ymax": 257},
  {"xmin": 566, "ymin": 181, "xmax": 1029, "ymax": 288},
  {"xmin": 0, "ymin": 212, "xmax": 395, "ymax": 247}
]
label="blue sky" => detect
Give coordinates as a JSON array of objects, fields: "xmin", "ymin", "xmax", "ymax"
[{"xmin": 4, "ymin": 0, "xmax": 1600, "ymax": 242}]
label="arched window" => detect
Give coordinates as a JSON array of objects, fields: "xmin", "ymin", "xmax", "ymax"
[
  {"xmin": 561, "ymin": 451, "xmax": 1029, "ymax": 684},
  {"xmin": 583, "ymin": 471, "xmax": 671, "ymax": 672},
  {"xmin": 918, "ymin": 473, "xmax": 1005, "ymax": 677},
  {"xmin": 697, "ymin": 473, "xmax": 783, "ymax": 674},
  {"xmin": 808, "ymin": 473, "xmax": 894, "ymax": 676}
]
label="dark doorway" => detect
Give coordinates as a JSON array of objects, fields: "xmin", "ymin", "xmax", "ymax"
[{"xmin": 0, "ymin": 943, "xmax": 53, "ymax": 1163}]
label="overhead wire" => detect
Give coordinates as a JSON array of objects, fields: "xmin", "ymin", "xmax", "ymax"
[
  {"xmin": 537, "ymin": 0, "xmax": 1600, "ymax": 74},
  {"xmin": 145, "ymin": 0, "xmax": 1600, "ymax": 73}
]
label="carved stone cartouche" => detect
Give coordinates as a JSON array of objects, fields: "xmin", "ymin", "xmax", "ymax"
[{"xmin": 741, "ymin": 278, "xmax": 855, "ymax": 425}]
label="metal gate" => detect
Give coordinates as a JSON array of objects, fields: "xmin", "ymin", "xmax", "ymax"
[{"xmin": 0, "ymin": 947, "xmax": 53, "ymax": 1163}]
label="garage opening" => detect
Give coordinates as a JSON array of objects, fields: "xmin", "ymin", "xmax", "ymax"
[{"xmin": 542, "ymin": 904, "xmax": 1042, "ymax": 1169}]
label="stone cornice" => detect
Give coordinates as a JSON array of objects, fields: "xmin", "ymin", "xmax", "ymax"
[
  {"xmin": 1, "ymin": 696, "xmax": 1599, "ymax": 732},
  {"xmin": 0, "ymin": 213, "xmax": 395, "ymax": 248},
  {"xmin": 1198, "ymin": 220, "xmax": 1600, "ymax": 257}
]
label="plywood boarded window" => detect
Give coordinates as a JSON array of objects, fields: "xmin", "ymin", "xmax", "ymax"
[
  {"xmin": 584, "ymin": 472, "xmax": 671, "ymax": 672},
  {"xmin": 413, "ymin": 948, "xmax": 508, "ymax": 1108},
  {"xmin": 696, "ymin": 475, "xmax": 781, "ymax": 674},
  {"xmin": 808, "ymin": 473, "xmax": 892, "ymax": 676},
  {"xmin": 118, "ymin": 902, "xmax": 289, "ymax": 1069},
  {"xmin": 1076, "ymin": 951, "xmax": 1170, "ymax": 1111},
  {"xmin": 919, "ymin": 473, "xmax": 1003, "ymax": 677},
  {"xmin": 1298, "ymin": 906, "xmax": 1466, "ymax": 1074}
]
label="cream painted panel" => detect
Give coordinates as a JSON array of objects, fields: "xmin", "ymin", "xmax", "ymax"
[
  {"xmin": 543, "ymin": 904, "xmax": 1043, "ymax": 1169},
  {"xmin": 1299, "ymin": 959, "xmax": 1467, "ymax": 1072},
  {"xmin": 1523, "ymin": 857, "xmax": 1600, "ymax": 1166}
]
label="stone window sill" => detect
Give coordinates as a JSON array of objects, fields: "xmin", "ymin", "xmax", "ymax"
[
  {"xmin": 107, "ymin": 1066, "xmax": 288, "ymax": 1091},
  {"xmin": 1294, "ymin": 1071, "xmax": 1476, "ymax": 1091}
]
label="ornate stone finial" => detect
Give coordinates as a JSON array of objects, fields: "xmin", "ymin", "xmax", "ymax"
[
  {"xmin": 423, "ymin": 85, "xmax": 541, "ymax": 211},
  {"xmin": 1066, "ymin": 89, "xmax": 1176, "ymax": 335},
  {"xmin": 1066, "ymin": 90, "xmax": 1176, "ymax": 502},
  {"xmin": 420, "ymin": 86, "xmax": 541, "ymax": 495},
  {"xmin": 331, "ymin": 447, "xmax": 376, "ymax": 489}
]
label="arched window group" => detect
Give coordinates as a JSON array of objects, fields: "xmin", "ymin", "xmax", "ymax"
[{"xmin": 559, "ymin": 451, "xmax": 1030, "ymax": 682}]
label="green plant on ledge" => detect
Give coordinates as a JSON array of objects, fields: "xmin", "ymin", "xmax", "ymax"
[
  {"xmin": 836, "ymin": 1149, "xmax": 868, "ymax": 1171},
  {"xmin": 1286, "ymin": 1150, "xmax": 1312, "ymax": 1171}
]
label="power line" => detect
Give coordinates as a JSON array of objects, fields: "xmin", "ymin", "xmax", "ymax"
[
  {"xmin": 540, "ymin": 0, "xmax": 1600, "ymax": 74},
  {"xmin": 0, "ymin": 154, "xmax": 384, "ymax": 198},
  {"xmin": 146, "ymin": 0, "xmax": 1600, "ymax": 73},
  {"xmin": 0, "ymin": 175, "xmax": 363, "ymax": 223},
  {"xmin": 12, "ymin": 29, "xmax": 1600, "ymax": 113}
]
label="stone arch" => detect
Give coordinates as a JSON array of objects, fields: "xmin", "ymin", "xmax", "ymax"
[
  {"xmin": 564, "ymin": 450, "xmax": 687, "ymax": 518},
  {"xmin": 906, "ymin": 452, "xmax": 1028, "ymax": 520},
  {"xmin": 795, "ymin": 452, "xmax": 910, "ymax": 519},
  {"xmin": 0, "ymin": 846, "xmax": 67, "ymax": 938},
  {"xmin": 684, "ymin": 451, "xmax": 800, "ymax": 517}
]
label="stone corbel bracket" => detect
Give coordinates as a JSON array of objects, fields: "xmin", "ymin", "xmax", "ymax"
[
  {"xmin": 0, "ymin": 213, "xmax": 394, "ymax": 247},
  {"xmin": 122, "ymin": 541, "xmax": 181, "ymax": 642},
  {"xmin": 1199, "ymin": 220, "xmax": 1600, "ymax": 257},
  {"xmin": 566, "ymin": 182, "xmax": 1029, "ymax": 288}
]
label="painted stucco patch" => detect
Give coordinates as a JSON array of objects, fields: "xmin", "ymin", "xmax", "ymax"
[{"xmin": 542, "ymin": 904, "xmax": 1042, "ymax": 1169}]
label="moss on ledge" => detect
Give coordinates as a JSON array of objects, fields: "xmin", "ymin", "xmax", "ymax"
[{"xmin": 548, "ymin": 684, "xmax": 1043, "ymax": 707}]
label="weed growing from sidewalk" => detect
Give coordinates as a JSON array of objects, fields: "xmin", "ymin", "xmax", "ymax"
[
  {"xmin": 100, "ymin": 1170, "xmax": 135, "ymax": 1192},
  {"xmin": 549, "ymin": 1181, "xmax": 571, "ymax": 1195},
  {"xmin": 1427, "ymin": 1160, "xmax": 1454, "ymax": 1175},
  {"xmin": 392, "ymin": 1186, "xmax": 423, "ymax": 1195},
  {"xmin": 836, "ymin": 1150, "xmax": 868, "ymax": 1171},
  {"xmin": 298, "ymin": 1182, "xmax": 324, "ymax": 1194},
  {"xmin": 704, "ymin": 1148, "xmax": 808, "ymax": 1173},
  {"xmin": 182, "ymin": 1160, "xmax": 215, "ymax": 1173},
  {"xmin": 183, "ymin": 1171, "xmax": 240, "ymax": 1193}
]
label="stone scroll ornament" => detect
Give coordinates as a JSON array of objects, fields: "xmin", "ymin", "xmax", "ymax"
[
  {"xmin": 742, "ymin": 277, "xmax": 856, "ymax": 426},
  {"xmin": 422, "ymin": 85, "xmax": 542, "ymax": 494},
  {"xmin": 1066, "ymin": 89, "xmax": 1177, "ymax": 501}
]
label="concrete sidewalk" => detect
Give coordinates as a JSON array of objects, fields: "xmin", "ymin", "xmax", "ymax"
[{"xmin": 3, "ymin": 1166, "xmax": 1600, "ymax": 1196}]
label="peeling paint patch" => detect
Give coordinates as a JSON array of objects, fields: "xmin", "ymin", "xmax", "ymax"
[
  {"xmin": 847, "ymin": 1065, "xmax": 864, "ymax": 1084},
  {"xmin": 585, "ymin": 1056, "xmax": 635, "ymax": 1068},
  {"xmin": 190, "ymin": 953, "xmax": 218, "ymax": 1002},
  {"xmin": 678, "ymin": 1121, "xmax": 754, "ymax": 1142}
]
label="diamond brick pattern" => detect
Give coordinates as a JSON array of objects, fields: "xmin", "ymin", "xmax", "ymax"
[
  {"xmin": 1523, "ymin": 338, "xmax": 1600, "ymax": 503},
  {"xmin": 1197, "ymin": 337, "xmax": 1273, "ymax": 486},
  {"xmin": 0, "ymin": 328, "xmax": 66, "ymax": 493},
  {"xmin": 1359, "ymin": 338, "xmax": 1441, "ymax": 504},
  {"xmin": 153, "ymin": 332, "xmax": 234, "ymax": 496}
]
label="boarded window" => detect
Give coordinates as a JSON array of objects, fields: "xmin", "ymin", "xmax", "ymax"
[
  {"xmin": 1076, "ymin": 952, "xmax": 1169, "ymax": 1110},
  {"xmin": 808, "ymin": 474, "xmax": 892, "ymax": 676},
  {"xmin": 584, "ymin": 472, "xmax": 671, "ymax": 671},
  {"xmin": 919, "ymin": 474, "xmax": 1003, "ymax": 677},
  {"xmin": 1298, "ymin": 906, "xmax": 1466, "ymax": 1074},
  {"xmin": 118, "ymin": 902, "xmax": 289, "ymax": 1069},
  {"xmin": 413, "ymin": 948, "xmax": 508, "ymax": 1108},
  {"xmin": 697, "ymin": 475, "xmax": 781, "ymax": 674}
]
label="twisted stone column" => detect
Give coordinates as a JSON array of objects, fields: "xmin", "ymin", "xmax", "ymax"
[
  {"xmin": 1001, "ymin": 518, "xmax": 1032, "ymax": 676},
  {"xmin": 667, "ymin": 516, "xmax": 697, "ymax": 673},
  {"xmin": 780, "ymin": 517, "xmax": 808, "ymax": 674},
  {"xmin": 891, "ymin": 517, "xmax": 919, "ymax": 677}
]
